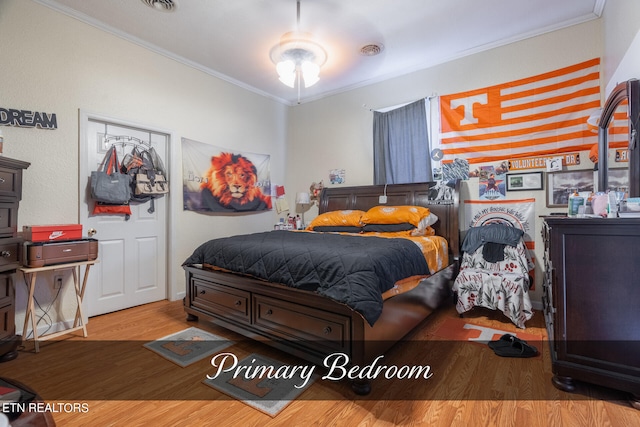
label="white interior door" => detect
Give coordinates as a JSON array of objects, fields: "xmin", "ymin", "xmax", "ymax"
[{"xmin": 80, "ymin": 117, "xmax": 168, "ymax": 317}]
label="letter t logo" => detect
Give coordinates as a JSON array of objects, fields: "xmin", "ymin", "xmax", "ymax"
[{"xmin": 450, "ymin": 94, "xmax": 488, "ymax": 126}]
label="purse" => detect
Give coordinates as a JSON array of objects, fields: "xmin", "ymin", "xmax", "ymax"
[
  {"xmin": 90, "ymin": 147, "xmax": 131, "ymax": 204},
  {"xmin": 121, "ymin": 149, "xmax": 143, "ymax": 172},
  {"xmin": 134, "ymin": 150, "xmax": 169, "ymax": 196},
  {"xmin": 92, "ymin": 201, "xmax": 132, "ymax": 218},
  {"xmin": 135, "ymin": 172, "xmax": 168, "ymax": 195}
]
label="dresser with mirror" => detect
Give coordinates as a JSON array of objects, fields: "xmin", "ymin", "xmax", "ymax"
[{"xmin": 542, "ymin": 79, "xmax": 640, "ymax": 409}]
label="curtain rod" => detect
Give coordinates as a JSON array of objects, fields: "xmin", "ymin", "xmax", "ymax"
[{"xmin": 364, "ymin": 94, "xmax": 438, "ymax": 112}]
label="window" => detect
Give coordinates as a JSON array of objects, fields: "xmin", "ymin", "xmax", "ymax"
[{"xmin": 373, "ymin": 99, "xmax": 431, "ymax": 184}]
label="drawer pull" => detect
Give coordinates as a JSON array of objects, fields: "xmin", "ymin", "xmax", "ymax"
[
  {"xmin": 323, "ymin": 326, "xmax": 332, "ymax": 335},
  {"xmin": 265, "ymin": 309, "xmax": 273, "ymax": 316},
  {"xmin": 199, "ymin": 289, "xmax": 206, "ymax": 295},
  {"xmin": 0, "ymin": 251, "xmax": 10, "ymax": 258}
]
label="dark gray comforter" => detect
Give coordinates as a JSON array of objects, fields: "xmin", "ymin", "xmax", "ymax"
[{"xmin": 183, "ymin": 230, "xmax": 432, "ymax": 325}]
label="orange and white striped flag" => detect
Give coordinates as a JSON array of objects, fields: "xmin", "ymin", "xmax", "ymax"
[
  {"xmin": 438, "ymin": 58, "xmax": 601, "ymax": 164},
  {"xmin": 608, "ymin": 99, "xmax": 630, "ymax": 150}
]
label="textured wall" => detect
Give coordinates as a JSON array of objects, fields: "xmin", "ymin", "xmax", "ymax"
[{"xmin": 1, "ymin": 0, "xmax": 287, "ymax": 329}]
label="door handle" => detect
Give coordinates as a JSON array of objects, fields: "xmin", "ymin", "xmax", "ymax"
[{"xmin": 88, "ymin": 228, "xmax": 97, "ymax": 237}]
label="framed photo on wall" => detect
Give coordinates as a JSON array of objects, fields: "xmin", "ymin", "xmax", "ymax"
[
  {"xmin": 506, "ymin": 171, "xmax": 543, "ymax": 191},
  {"xmin": 608, "ymin": 168, "xmax": 630, "ymax": 192},
  {"xmin": 546, "ymin": 169, "xmax": 594, "ymax": 207}
]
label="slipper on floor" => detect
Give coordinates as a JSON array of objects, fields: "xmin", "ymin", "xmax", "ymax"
[
  {"xmin": 492, "ymin": 338, "xmax": 538, "ymax": 358},
  {"xmin": 487, "ymin": 334, "xmax": 516, "ymax": 350}
]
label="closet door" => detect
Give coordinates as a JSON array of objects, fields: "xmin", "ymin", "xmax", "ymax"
[{"xmin": 80, "ymin": 117, "xmax": 168, "ymax": 317}]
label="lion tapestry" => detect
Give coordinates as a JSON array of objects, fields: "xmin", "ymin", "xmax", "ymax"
[{"xmin": 182, "ymin": 138, "xmax": 272, "ymax": 213}]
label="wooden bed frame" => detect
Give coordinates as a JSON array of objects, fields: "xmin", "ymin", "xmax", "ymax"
[{"xmin": 183, "ymin": 181, "xmax": 460, "ymax": 394}]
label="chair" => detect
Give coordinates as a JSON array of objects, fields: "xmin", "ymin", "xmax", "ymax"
[{"xmin": 452, "ymin": 224, "xmax": 534, "ymax": 328}]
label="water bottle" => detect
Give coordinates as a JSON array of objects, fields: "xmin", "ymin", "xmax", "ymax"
[{"xmin": 567, "ymin": 189, "xmax": 583, "ymax": 217}]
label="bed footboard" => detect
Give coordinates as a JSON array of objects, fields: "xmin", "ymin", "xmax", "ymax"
[{"xmin": 184, "ymin": 262, "xmax": 455, "ymax": 395}]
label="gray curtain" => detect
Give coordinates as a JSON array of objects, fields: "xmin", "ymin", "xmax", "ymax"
[{"xmin": 373, "ymin": 99, "xmax": 431, "ymax": 185}]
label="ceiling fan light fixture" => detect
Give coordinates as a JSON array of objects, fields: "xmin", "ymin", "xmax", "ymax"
[
  {"xmin": 271, "ymin": 35, "xmax": 327, "ymax": 89},
  {"xmin": 270, "ymin": 1, "xmax": 327, "ymax": 95}
]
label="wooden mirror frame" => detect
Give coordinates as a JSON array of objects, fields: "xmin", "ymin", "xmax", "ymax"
[{"xmin": 598, "ymin": 78, "xmax": 640, "ymax": 196}]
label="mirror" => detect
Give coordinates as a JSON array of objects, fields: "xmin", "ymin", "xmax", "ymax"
[
  {"xmin": 604, "ymin": 101, "xmax": 630, "ymax": 194},
  {"xmin": 598, "ymin": 79, "xmax": 640, "ymax": 197}
]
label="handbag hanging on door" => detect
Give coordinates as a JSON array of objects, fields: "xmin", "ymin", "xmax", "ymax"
[
  {"xmin": 92, "ymin": 201, "xmax": 132, "ymax": 218},
  {"xmin": 134, "ymin": 149, "xmax": 169, "ymax": 196},
  {"xmin": 90, "ymin": 146, "xmax": 131, "ymax": 204},
  {"xmin": 121, "ymin": 146, "xmax": 168, "ymax": 214},
  {"xmin": 91, "ymin": 146, "xmax": 132, "ymax": 219}
]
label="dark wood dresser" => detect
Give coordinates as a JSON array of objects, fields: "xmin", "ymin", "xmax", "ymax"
[
  {"xmin": 0, "ymin": 157, "xmax": 30, "ymax": 362},
  {"xmin": 542, "ymin": 217, "xmax": 640, "ymax": 409}
]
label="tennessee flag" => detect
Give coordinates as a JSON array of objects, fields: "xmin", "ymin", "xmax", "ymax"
[{"xmin": 438, "ymin": 58, "xmax": 601, "ymax": 164}]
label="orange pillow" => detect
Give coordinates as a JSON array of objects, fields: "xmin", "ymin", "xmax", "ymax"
[
  {"xmin": 361, "ymin": 205, "xmax": 431, "ymax": 227},
  {"xmin": 306, "ymin": 210, "xmax": 365, "ymax": 230}
]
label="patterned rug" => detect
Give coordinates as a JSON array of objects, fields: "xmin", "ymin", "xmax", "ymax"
[
  {"xmin": 203, "ymin": 353, "xmax": 316, "ymax": 417},
  {"xmin": 144, "ymin": 327, "xmax": 235, "ymax": 367},
  {"xmin": 432, "ymin": 317, "xmax": 541, "ymax": 344}
]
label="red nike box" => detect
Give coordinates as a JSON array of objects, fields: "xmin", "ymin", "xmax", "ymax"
[{"xmin": 23, "ymin": 224, "xmax": 83, "ymax": 242}]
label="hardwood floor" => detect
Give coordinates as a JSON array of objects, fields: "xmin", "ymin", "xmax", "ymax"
[{"xmin": 3, "ymin": 299, "xmax": 639, "ymax": 427}]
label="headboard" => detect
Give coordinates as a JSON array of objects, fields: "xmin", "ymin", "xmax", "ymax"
[{"xmin": 318, "ymin": 180, "xmax": 460, "ymax": 261}]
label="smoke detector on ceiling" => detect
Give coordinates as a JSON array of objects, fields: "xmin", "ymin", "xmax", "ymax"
[
  {"xmin": 140, "ymin": 0, "xmax": 177, "ymax": 12},
  {"xmin": 360, "ymin": 43, "xmax": 384, "ymax": 56}
]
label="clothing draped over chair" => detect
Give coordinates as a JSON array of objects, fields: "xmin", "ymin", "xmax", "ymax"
[{"xmin": 453, "ymin": 224, "xmax": 534, "ymax": 328}]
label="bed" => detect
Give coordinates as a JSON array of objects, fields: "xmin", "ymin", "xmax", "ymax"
[{"xmin": 182, "ymin": 181, "xmax": 460, "ymax": 394}]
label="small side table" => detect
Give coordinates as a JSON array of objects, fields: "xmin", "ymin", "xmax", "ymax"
[{"xmin": 20, "ymin": 260, "xmax": 97, "ymax": 352}]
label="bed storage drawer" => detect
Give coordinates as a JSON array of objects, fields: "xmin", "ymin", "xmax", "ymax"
[
  {"xmin": 253, "ymin": 294, "xmax": 350, "ymax": 354},
  {"xmin": 191, "ymin": 278, "xmax": 250, "ymax": 324}
]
